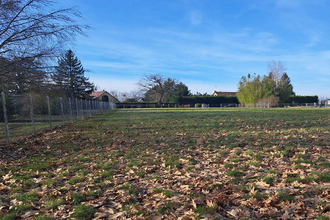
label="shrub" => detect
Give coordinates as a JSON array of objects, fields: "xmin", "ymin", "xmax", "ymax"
[{"xmin": 256, "ymin": 96, "xmax": 280, "ymax": 107}]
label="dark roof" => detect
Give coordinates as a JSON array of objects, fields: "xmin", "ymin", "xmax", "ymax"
[{"xmin": 213, "ymin": 91, "xmax": 237, "ymax": 96}]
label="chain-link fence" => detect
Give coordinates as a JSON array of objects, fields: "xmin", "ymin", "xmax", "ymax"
[{"xmin": 1, "ymin": 92, "xmax": 116, "ymax": 144}]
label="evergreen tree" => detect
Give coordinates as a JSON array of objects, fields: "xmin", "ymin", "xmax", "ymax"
[
  {"xmin": 277, "ymin": 73, "xmax": 294, "ymax": 103},
  {"xmin": 0, "ymin": 56, "xmax": 48, "ymax": 94},
  {"xmin": 52, "ymin": 50, "xmax": 94, "ymax": 98}
]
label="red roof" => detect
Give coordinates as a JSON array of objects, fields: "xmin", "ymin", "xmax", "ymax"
[{"xmin": 90, "ymin": 91, "xmax": 107, "ymax": 99}]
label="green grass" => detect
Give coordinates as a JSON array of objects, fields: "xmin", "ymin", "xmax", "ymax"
[
  {"xmin": 72, "ymin": 192, "xmax": 86, "ymax": 205},
  {"xmin": 71, "ymin": 205, "xmax": 95, "ymax": 220},
  {"xmin": 68, "ymin": 177, "xmax": 85, "ymax": 185},
  {"xmin": 227, "ymin": 170, "xmax": 243, "ymax": 177},
  {"xmin": 45, "ymin": 199, "xmax": 63, "ymax": 209},
  {"xmin": 1, "ymin": 107, "xmax": 329, "ymax": 219}
]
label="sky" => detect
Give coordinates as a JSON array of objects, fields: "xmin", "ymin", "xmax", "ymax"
[{"xmin": 60, "ymin": 0, "xmax": 330, "ymax": 99}]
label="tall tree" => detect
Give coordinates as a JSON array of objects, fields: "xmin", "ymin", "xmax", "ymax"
[
  {"xmin": 268, "ymin": 60, "xmax": 286, "ymax": 88},
  {"xmin": 0, "ymin": 0, "xmax": 87, "ymax": 61},
  {"xmin": 139, "ymin": 74, "xmax": 177, "ymax": 104},
  {"xmin": 168, "ymin": 82, "xmax": 191, "ymax": 102},
  {"xmin": 0, "ymin": 56, "xmax": 48, "ymax": 94},
  {"xmin": 277, "ymin": 73, "xmax": 294, "ymax": 103},
  {"xmin": 52, "ymin": 49, "xmax": 94, "ymax": 98}
]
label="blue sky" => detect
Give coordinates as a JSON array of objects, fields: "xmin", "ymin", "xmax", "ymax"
[{"xmin": 61, "ymin": 0, "xmax": 330, "ymax": 98}]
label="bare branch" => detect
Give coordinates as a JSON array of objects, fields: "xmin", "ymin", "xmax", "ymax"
[{"xmin": 0, "ymin": 0, "xmax": 89, "ymax": 60}]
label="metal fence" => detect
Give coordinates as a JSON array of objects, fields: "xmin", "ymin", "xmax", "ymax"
[
  {"xmin": 116, "ymin": 102, "xmax": 325, "ymax": 108},
  {"xmin": 1, "ymin": 92, "xmax": 116, "ymax": 144}
]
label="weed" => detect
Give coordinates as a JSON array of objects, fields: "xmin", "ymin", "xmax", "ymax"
[
  {"xmin": 316, "ymin": 215, "xmax": 329, "ymax": 220},
  {"xmin": 42, "ymin": 179, "xmax": 55, "ymax": 186},
  {"xmin": 253, "ymin": 192, "xmax": 268, "ymax": 201},
  {"xmin": 211, "ymin": 183, "xmax": 223, "ymax": 190},
  {"xmin": 24, "ymin": 162, "xmax": 50, "ymax": 171},
  {"xmin": 45, "ymin": 199, "xmax": 63, "ymax": 209},
  {"xmin": 194, "ymin": 205, "xmax": 218, "ymax": 216},
  {"xmin": 72, "ymin": 192, "xmax": 85, "ymax": 205},
  {"xmin": 189, "ymin": 159, "xmax": 198, "ymax": 165},
  {"xmin": 127, "ymin": 160, "xmax": 142, "ymax": 167},
  {"xmin": 76, "ymin": 156, "xmax": 90, "ymax": 162},
  {"xmin": 71, "ymin": 205, "xmax": 95, "ymax": 220},
  {"xmin": 227, "ymin": 170, "xmax": 243, "ymax": 177},
  {"xmin": 163, "ymin": 190, "xmax": 176, "ymax": 196},
  {"xmin": 10, "ymin": 186, "xmax": 22, "ymax": 194},
  {"xmin": 317, "ymin": 172, "xmax": 330, "ymax": 182},
  {"xmin": 22, "ymin": 179, "xmax": 36, "ymax": 187},
  {"xmin": 285, "ymin": 177, "xmax": 301, "ymax": 183},
  {"xmin": 164, "ymin": 156, "xmax": 181, "ymax": 168},
  {"xmin": 268, "ymin": 169, "xmax": 276, "ymax": 174},
  {"xmin": 158, "ymin": 201, "xmax": 178, "ymax": 214},
  {"xmin": 69, "ymin": 177, "xmax": 85, "ymax": 185},
  {"xmin": 153, "ymin": 188, "xmax": 163, "ymax": 193},
  {"xmin": 136, "ymin": 171, "xmax": 146, "ymax": 178},
  {"xmin": 0, "ymin": 203, "xmax": 33, "ymax": 220},
  {"xmin": 224, "ymin": 163, "xmax": 235, "ymax": 169},
  {"xmin": 277, "ymin": 190, "xmax": 294, "ymax": 202},
  {"xmin": 100, "ymin": 169, "xmax": 115, "ymax": 178},
  {"xmin": 71, "ymin": 164, "xmax": 87, "ymax": 171},
  {"xmin": 15, "ymin": 191, "xmax": 39, "ymax": 202},
  {"xmin": 186, "ymin": 166, "xmax": 194, "ymax": 171},
  {"xmin": 253, "ymin": 153, "xmax": 263, "ymax": 160}
]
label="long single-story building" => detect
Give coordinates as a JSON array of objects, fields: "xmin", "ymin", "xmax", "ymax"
[
  {"xmin": 89, "ymin": 90, "xmax": 118, "ymax": 103},
  {"xmin": 212, "ymin": 91, "xmax": 237, "ymax": 96}
]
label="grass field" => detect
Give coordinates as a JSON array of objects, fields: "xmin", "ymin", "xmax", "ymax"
[{"xmin": 0, "ymin": 108, "xmax": 329, "ymax": 219}]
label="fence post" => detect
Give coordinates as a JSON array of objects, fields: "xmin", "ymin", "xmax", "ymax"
[
  {"xmin": 69, "ymin": 98, "xmax": 73, "ymax": 122},
  {"xmin": 47, "ymin": 96, "xmax": 52, "ymax": 127},
  {"xmin": 60, "ymin": 97, "xmax": 64, "ymax": 122},
  {"xmin": 89, "ymin": 100, "xmax": 92, "ymax": 116},
  {"xmin": 75, "ymin": 98, "xmax": 79, "ymax": 119},
  {"xmin": 1, "ymin": 92, "xmax": 10, "ymax": 144},
  {"xmin": 29, "ymin": 94, "xmax": 36, "ymax": 135},
  {"xmin": 80, "ymin": 99, "xmax": 84, "ymax": 118}
]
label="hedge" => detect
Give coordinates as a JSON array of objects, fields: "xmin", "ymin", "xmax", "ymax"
[
  {"xmin": 178, "ymin": 96, "xmax": 238, "ymax": 106},
  {"xmin": 288, "ymin": 95, "xmax": 318, "ymax": 103}
]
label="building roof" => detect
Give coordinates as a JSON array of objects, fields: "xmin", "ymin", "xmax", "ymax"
[
  {"xmin": 213, "ymin": 91, "xmax": 237, "ymax": 96},
  {"xmin": 90, "ymin": 90, "xmax": 108, "ymax": 99}
]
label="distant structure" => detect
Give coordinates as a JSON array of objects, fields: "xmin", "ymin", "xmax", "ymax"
[
  {"xmin": 326, "ymin": 99, "xmax": 330, "ymax": 108},
  {"xmin": 89, "ymin": 90, "xmax": 118, "ymax": 102},
  {"xmin": 212, "ymin": 91, "xmax": 237, "ymax": 96}
]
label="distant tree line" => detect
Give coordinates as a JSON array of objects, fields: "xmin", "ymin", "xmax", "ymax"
[{"xmin": 120, "ymin": 68, "xmax": 317, "ymax": 106}]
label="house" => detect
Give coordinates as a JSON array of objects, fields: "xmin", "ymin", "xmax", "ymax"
[
  {"xmin": 326, "ymin": 99, "xmax": 330, "ymax": 108},
  {"xmin": 89, "ymin": 90, "xmax": 118, "ymax": 103},
  {"xmin": 212, "ymin": 91, "xmax": 237, "ymax": 96}
]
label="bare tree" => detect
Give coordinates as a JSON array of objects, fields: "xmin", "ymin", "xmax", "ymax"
[
  {"xmin": 138, "ymin": 73, "xmax": 177, "ymax": 104},
  {"xmin": 267, "ymin": 60, "xmax": 287, "ymax": 87},
  {"xmin": 0, "ymin": 0, "xmax": 88, "ymax": 61}
]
